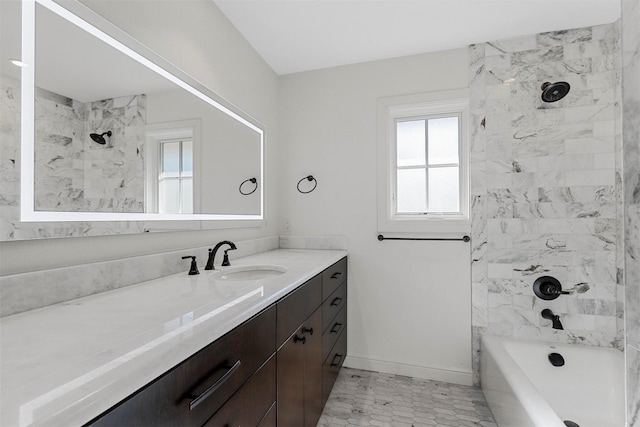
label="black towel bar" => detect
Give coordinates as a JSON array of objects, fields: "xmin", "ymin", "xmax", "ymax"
[{"xmin": 377, "ymin": 234, "xmax": 470, "ymax": 242}]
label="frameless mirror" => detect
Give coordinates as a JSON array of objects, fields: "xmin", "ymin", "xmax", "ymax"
[{"xmin": 0, "ymin": 0, "xmax": 264, "ymax": 240}]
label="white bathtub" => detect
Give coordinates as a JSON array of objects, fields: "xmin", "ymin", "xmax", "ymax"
[{"xmin": 480, "ymin": 336, "xmax": 625, "ymax": 427}]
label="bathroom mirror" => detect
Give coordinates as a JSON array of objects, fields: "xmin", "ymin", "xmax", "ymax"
[{"xmin": 0, "ymin": 0, "xmax": 264, "ymax": 240}]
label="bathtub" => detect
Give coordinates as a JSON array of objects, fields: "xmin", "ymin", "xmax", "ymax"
[{"xmin": 480, "ymin": 336, "xmax": 625, "ymax": 427}]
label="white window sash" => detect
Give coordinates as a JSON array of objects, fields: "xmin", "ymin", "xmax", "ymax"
[{"xmin": 377, "ymin": 89, "xmax": 470, "ymax": 234}]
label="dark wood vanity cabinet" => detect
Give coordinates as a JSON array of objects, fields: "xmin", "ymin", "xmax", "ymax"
[
  {"xmin": 276, "ymin": 257, "xmax": 348, "ymax": 426},
  {"xmin": 85, "ymin": 257, "xmax": 347, "ymax": 427}
]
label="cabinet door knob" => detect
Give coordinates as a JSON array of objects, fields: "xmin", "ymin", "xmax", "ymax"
[
  {"xmin": 330, "ymin": 353, "xmax": 344, "ymax": 367},
  {"xmin": 330, "ymin": 323, "xmax": 343, "ymax": 334},
  {"xmin": 331, "ymin": 272, "xmax": 343, "ymax": 280},
  {"xmin": 330, "ymin": 297, "xmax": 343, "ymax": 306},
  {"xmin": 294, "ymin": 335, "xmax": 306, "ymax": 344},
  {"xmin": 302, "ymin": 327, "xmax": 314, "ymax": 335}
]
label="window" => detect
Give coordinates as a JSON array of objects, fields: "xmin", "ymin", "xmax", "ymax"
[
  {"xmin": 145, "ymin": 120, "xmax": 200, "ymax": 214},
  {"xmin": 377, "ymin": 90, "xmax": 469, "ymax": 233},
  {"xmin": 158, "ymin": 138, "xmax": 193, "ymax": 214}
]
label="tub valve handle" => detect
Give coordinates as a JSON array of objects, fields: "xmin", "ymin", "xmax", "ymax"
[{"xmin": 533, "ymin": 276, "xmax": 569, "ymax": 300}]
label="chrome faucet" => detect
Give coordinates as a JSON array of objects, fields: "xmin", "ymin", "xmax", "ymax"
[
  {"xmin": 541, "ymin": 309, "xmax": 564, "ymax": 330},
  {"xmin": 205, "ymin": 241, "xmax": 237, "ymax": 270}
]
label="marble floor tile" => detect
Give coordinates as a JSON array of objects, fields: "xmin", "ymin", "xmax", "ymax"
[{"xmin": 318, "ymin": 368, "xmax": 497, "ymax": 427}]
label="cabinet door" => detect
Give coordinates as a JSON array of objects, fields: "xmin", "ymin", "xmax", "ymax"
[
  {"xmin": 276, "ymin": 308, "xmax": 322, "ymax": 427},
  {"xmin": 277, "ymin": 330, "xmax": 305, "ymax": 427},
  {"xmin": 302, "ymin": 308, "xmax": 322, "ymax": 427}
]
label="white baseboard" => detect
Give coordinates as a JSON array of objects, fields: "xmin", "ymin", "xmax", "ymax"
[{"xmin": 343, "ymin": 355, "xmax": 473, "ymax": 386}]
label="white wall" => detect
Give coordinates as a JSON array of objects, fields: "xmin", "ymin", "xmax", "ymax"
[
  {"xmin": 279, "ymin": 49, "xmax": 473, "ymax": 384},
  {"xmin": 146, "ymin": 89, "xmax": 262, "ymax": 215},
  {"xmin": 0, "ymin": 0, "xmax": 280, "ymax": 275}
]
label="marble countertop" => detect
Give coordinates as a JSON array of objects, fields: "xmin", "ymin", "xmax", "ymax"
[{"xmin": 0, "ymin": 248, "xmax": 347, "ymax": 427}]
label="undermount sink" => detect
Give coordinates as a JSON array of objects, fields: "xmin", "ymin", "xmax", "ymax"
[{"xmin": 214, "ymin": 265, "xmax": 287, "ymax": 281}]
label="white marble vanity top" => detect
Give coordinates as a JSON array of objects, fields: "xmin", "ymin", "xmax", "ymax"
[{"xmin": 0, "ymin": 249, "xmax": 347, "ymax": 427}]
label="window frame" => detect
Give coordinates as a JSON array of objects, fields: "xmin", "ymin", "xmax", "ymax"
[
  {"xmin": 157, "ymin": 137, "xmax": 193, "ymax": 214},
  {"xmin": 377, "ymin": 89, "xmax": 470, "ymax": 234},
  {"xmin": 145, "ymin": 119, "xmax": 201, "ymax": 214}
]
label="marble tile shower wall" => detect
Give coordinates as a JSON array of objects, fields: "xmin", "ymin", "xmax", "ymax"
[
  {"xmin": 33, "ymin": 87, "xmax": 87, "ymax": 211},
  {"xmin": 622, "ymin": 0, "xmax": 640, "ymax": 424},
  {"xmin": 0, "ymin": 74, "xmax": 147, "ymax": 239},
  {"xmin": 34, "ymin": 91, "xmax": 146, "ymax": 213},
  {"xmin": 469, "ymin": 23, "xmax": 622, "ymax": 381},
  {"xmin": 0, "ymin": 75, "xmax": 21, "ymax": 239},
  {"xmin": 83, "ymin": 95, "xmax": 146, "ymax": 213}
]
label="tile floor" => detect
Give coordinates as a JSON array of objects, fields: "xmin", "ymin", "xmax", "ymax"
[{"xmin": 318, "ymin": 368, "xmax": 497, "ymax": 427}]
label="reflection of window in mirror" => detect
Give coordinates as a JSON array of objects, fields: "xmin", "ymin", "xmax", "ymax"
[
  {"xmin": 159, "ymin": 138, "xmax": 193, "ymax": 214},
  {"xmin": 145, "ymin": 120, "xmax": 200, "ymax": 214}
]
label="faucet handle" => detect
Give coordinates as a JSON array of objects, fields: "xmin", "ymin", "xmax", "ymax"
[
  {"xmin": 221, "ymin": 248, "xmax": 236, "ymax": 266},
  {"xmin": 181, "ymin": 255, "xmax": 200, "ymax": 275},
  {"xmin": 205, "ymin": 249, "xmax": 215, "ymax": 270}
]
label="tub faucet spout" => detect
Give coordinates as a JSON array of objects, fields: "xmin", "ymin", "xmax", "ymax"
[{"xmin": 541, "ymin": 309, "xmax": 563, "ymax": 330}]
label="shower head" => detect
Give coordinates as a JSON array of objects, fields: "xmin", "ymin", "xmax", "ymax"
[
  {"xmin": 90, "ymin": 130, "xmax": 112, "ymax": 145},
  {"xmin": 541, "ymin": 81, "xmax": 570, "ymax": 103}
]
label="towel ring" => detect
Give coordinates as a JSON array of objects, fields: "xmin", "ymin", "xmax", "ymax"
[
  {"xmin": 297, "ymin": 175, "xmax": 317, "ymax": 194},
  {"xmin": 239, "ymin": 177, "xmax": 258, "ymax": 195}
]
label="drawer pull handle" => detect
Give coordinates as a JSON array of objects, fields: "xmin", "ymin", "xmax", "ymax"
[
  {"xmin": 330, "ymin": 272, "xmax": 343, "ymax": 280},
  {"xmin": 330, "ymin": 323, "xmax": 343, "ymax": 334},
  {"xmin": 189, "ymin": 360, "xmax": 241, "ymax": 411},
  {"xmin": 330, "ymin": 353, "xmax": 344, "ymax": 367},
  {"xmin": 330, "ymin": 297, "xmax": 343, "ymax": 306},
  {"xmin": 294, "ymin": 334, "xmax": 306, "ymax": 344},
  {"xmin": 302, "ymin": 327, "xmax": 314, "ymax": 335}
]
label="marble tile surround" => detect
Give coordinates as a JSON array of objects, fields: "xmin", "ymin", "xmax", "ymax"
[
  {"xmin": 0, "ymin": 236, "xmax": 279, "ymax": 317},
  {"xmin": 34, "ymin": 87, "xmax": 146, "ymax": 213},
  {"xmin": 280, "ymin": 234, "xmax": 348, "ymax": 250},
  {"xmin": 0, "ymin": 74, "xmax": 21, "ymax": 239},
  {"xmin": 469, "ymin": 23, "xmax": 623, "ymax": 383},
  {"xmin": 0, "ymin": 75, "xmax": 147, "ymax": 239},
  {"xmin": 622, "ymin": 0, "xmax": 640, "ymax": 425},
  {"xmin": 0, "ymin": 234, "xmax": 348, "ymax": 318}
]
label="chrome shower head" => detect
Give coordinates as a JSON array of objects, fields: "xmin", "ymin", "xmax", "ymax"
[
  {"xmin": 541, "ymin": 81, "xmax": 570, "ymax": 102},
  {"xmin": 90, "ymin": 130, "xmax": 112, "ymax": 145}
]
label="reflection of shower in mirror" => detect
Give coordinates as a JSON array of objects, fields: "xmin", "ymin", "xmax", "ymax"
[{"xmin": 90, "ymin": 130, "xmax": 112, "ymax": 147}]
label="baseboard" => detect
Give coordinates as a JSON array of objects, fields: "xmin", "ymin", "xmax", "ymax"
[{"xmin": 343, "ymin": 355, "xmax": 473, "ymax": 386}]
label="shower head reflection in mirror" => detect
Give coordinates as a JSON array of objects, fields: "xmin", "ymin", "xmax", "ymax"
[
  {"xmin": 90, "ymin": 131, "xmax": 112, "ymax": 147},
  {"xmin": 17, "ymin": 0, "xmax": 264, "ymax": 226}
]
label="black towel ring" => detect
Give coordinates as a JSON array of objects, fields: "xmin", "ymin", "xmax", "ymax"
[
  {"xmin": 239, "ymin": 177, "xmax": 258, "ymax": 195},
  {"xmin": 297, "ymin": 175, "xmax": 317, "ymax": 194}
]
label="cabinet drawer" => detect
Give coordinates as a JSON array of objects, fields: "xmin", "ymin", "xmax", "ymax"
[
  {"xmin": 322, "ymin": 304, "xmax": 346, "ymax": 362},
  {"xmin": 322, "ymin": 329, "xmax": 347, "ymax": 407},
  {"xmin": 321, "ymin": 282, "xmax": 347, "ymax": 333},
  {"xmin": 276, "ymin": 275, "xmax": 321, "ymax": 346},
  {"xmin": 257, "ymin": 402, "xmax": 276, "ymax": 427},
  {"xmin": 202, "ymin": 355, "xmax": 276, "ymax": 427},
  {"xmin": 87, "ymin": 305, "xmax": 276, "ymax": 427},
  {"xmin": 321, "ymin": 257, "xmax": 347, "ymax": 299}
]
